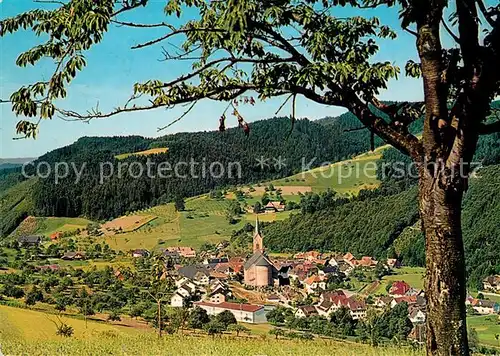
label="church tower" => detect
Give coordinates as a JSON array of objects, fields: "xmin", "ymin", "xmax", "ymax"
[{"xmin": 253, "ymin": 216, "xmax": 264, "ymax": 253}]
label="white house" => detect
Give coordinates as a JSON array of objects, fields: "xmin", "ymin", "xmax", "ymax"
[
  {"xmin": 295, "ymin": 305, "xmax": 318, "ymax": 318},
  {"xmin": 303, "ymin": 275, "xmax": 327, "ymax": 294},
  {"xmin": 194, "ymin": 301, "xmax": 267, "ymax": 323},
  {"xmin": 209, "ymin": 293, "xmax": 226, "ymax": 304},
  {"xmin": 316, "ymin": 300, "xmax": 334, "ymax": 317},
  {"xmin": 171, "ymin": 293, "xmax": 186, "ymax": 307},
  {"xmin": 483, "ymin": 275, "xmax": 500, "ymax": 291},
  {"xmin": 409, "ymin": 307, "xmax": 426, "ymax": 324},
  {"xmin": 473, "ymin": 300, "xmax": 496, "ymax": 315}
]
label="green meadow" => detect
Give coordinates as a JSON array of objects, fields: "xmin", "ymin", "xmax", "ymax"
[
  {"xmin": 0, "ymin": 305, "xmax": 423, "ymax": 356},
  {"xmin": 272, "ymin": 148, "xmax": 386, "ymax": 196}
]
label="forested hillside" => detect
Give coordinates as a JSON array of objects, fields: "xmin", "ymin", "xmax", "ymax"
[
  {"xmin": 264, "ymin": 187, "xmax": 419, "ymax": 256},
  {"xmin": 263, "ymin": 164, "xmax": 500, "ymax": 288},
  {"xmin": 0, "ymin": 114, "xmax": 374, "ymax": 236}
]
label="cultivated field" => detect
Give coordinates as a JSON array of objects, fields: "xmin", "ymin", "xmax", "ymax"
[
  {"xmin": 242, "ymin": 185, "xmax": 312, "ymax": 196},
  {"xmin": 272, "ymin": 148, "xmax": 385, "ymax": 195},
  {"xmin": 10, "ymin": 216, "xmax": 92, "ymax": 238},
  {"xmin": 101, "ymin": 215, "xmax": 158, "ymax": 235},
  {"xmin": 0, "ymin": 305, "xmax": 423, "ymax": 356},
  {"xmin": 115, "ymin": 147, "xmax": 169, "ymax": 160}
]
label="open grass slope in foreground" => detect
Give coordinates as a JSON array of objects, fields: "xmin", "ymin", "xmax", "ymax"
[{"xmin": 0, "ymin": 306, "xmax": 422, "ymax": 356}]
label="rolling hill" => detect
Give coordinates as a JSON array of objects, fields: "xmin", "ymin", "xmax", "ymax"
[{"xmin": 0, "ymin": 112, "xmax": 377, "ymax": 237}]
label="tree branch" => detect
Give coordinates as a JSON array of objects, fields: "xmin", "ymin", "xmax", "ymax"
[
  {"xmin": 111, "ymin": 20, "xmax": 171, "ymax": 28},
  {"xmin": 157, "ymin": 101, "xmax": 198, "ymax": 132},
  {"xmin": 477, "ymin": 0, "xmax": 496, "ymax": 27},
  {"xmin": 441, "ymin": 17, "xmax": 460, "ymax": 44},
  {"xmin": 131, "ymin": 28, "xmax": 226, "ymax": 50}
]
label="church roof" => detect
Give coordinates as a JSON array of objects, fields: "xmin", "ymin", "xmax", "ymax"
[{"xmin": 244, "ymin": 252, "xmax": 274, "ymax": 270}]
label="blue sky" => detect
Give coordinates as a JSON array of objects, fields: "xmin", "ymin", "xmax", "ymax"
[{"xmin": 0, "ymin": 1, "xmax": 434, "ymax": 158}]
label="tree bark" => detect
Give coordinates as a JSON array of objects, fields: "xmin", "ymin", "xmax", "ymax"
[{"xmin": 419, "ymin": 170, "xmax": 469, "ymax": 356}]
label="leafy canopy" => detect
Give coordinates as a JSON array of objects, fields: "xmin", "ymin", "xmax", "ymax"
[{"xmin": 1, "ymin": 0, "xmax": 499, "ymax": 159}]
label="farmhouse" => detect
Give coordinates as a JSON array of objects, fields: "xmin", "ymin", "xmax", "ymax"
[
  {"xmin": 295, "ymin": 305, "xmax": 318, "ymax": 318},
  {"xmin": 483, "ymin": 275, "xmax": 500, "ymax": 291},
  {"xmin": 166, "ymin": 246, "xmax": 196, "ymax": 258},
  {"xmin": 171, "ymin": 293, "xmax": 186, "ymax": 307},
  {"xmin": 316, "ymin": 300, "xmax": 334, "ymax": 317},
  {"xmin": 17, "ymin": 235, "xmax": 42, "ymax": 248},
  {"xmin": 61, "ymin": 251, "xmax": 86, "ymax": 260},
  {"xmin": 390, "ymin": 296, "xmax": 418, "ymax": 308},
  {"xmin": 353, "ymin": 256, "xmax": 378, "ymax": 268},
  {"xmin": 320, "ymin": 293, "xmax": 367, "ymax": 320},
  {"xmin": 264, "ymin": 201, "xmax": 285, "ymax": 213},
  {"xmin": 389, "ymin": 281, "xmax": 411, "ymax": 297},
  {"xmin": 131, "ymin": 249, "xmax": 150, "ymax": 258},
  {"xmin": 374, "ymin": 296, "xmax": 393, "ymax": 308},
  {"xmin": 178, "ymin": 265, "xmax": 211, "ymax": 285},
  {"xmin": 409, "ymin": 306, "xmax": 426, "ymax": 324},
  {"xmin": 303, "ymin": 275, "xmax": 327, "ymax": 294},
  {"xmin": 468, "ymin": 299, "xmax": 498, "ymax": 315},
  {"xmin": 194, "ymin": 301, "xmax": 266, "ymax": 323}
]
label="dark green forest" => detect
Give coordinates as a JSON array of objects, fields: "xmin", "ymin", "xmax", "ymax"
[
  {"xmin": 0, "ymin": 113, "xmax": 374, "ymax": 236},
  {"xmin": 263, "ymin": 162, "xmax": 500, "ymax": 288}
]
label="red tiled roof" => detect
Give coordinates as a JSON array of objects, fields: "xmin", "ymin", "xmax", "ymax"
[
  {"xmin": 343, "ymin": 252, "xmax": 354, "ymax": 261},
  {"xmin": 304, "ymin": 275, "xmax": 324, "ymax": 285},
  {"xmin": 393, "ymin": 296, "xmax": 417, "ymax": 304},
  {"xmin": 194, "ymin": 301, "xmax": 263, "ymax": 313},
  {"xmin": 390, "ymin": 281, "xmax": 411, "ymax": 295}
]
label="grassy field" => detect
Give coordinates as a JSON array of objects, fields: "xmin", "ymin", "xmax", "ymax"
[
  {"xmin": 103, "ymin": 204, "xmax": 181, "ymax": 251},
  {"xmin": 0, "ymin": 305, "xmax": 141, "ymax": 341},
  {"xmin": 10, "ymin": 216, "xmax": 93, "ymax": 238},
  {"xmin": 51, "ymin": 257, "xmax": 134, "ymax": 270},
  {"xmin": 38, "ymin": 217, "xmax": 93, "ymax": 236},
  {"xmin": 115, "ymin": 147, "xmax": 169, "ymax": 160},
  {"xmin": 272, "ymin": 148, "xmax": 386, "ymax": 196},
  {"xmin": 0, "ymin": 305, "xmax": 423, "ymax": 356},
  {"xmin": 478, "ymin": 292, "xmax": 500, "ymax": 304},
  {"xmin": 371, "ymin": 267, "xmax": 425, "ymax": 295},
  {"xmin": 467, "ymin": 315, "xmax": 500, "ymax": 347}
]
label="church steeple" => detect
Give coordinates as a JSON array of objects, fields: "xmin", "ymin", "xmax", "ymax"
[{"xmin": 253, "ymin": 216, "xmax": 264, "ymax": 253}]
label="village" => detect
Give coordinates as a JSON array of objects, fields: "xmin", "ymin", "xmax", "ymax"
[{"xmin": 15, "ymin": 216, "xmax": 498, "ymax": 346}]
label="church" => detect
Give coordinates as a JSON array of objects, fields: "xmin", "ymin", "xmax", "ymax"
[{"xmin": 243, "ymin": 218, "xmax": 277, "ymax": 287}]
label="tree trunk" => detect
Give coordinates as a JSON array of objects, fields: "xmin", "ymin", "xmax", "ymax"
[{"xmin": 419, "ymin": 171, "xmax": 469, "ymax": 356}]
